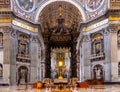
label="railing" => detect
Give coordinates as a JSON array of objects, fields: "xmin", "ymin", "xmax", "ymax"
[
  {"xmin": 16, "ymin": 54, "xmax": 31, "ymax": 63},
  {"xmin": 90, "ymin": 52, "xmax": 105, "ymax": 61}
]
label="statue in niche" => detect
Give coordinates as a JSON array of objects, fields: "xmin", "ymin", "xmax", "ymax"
[
  {"xmin": 18, "ymin": 35, "xmax": 29, "ymax": 55},
  {"xmin": 18, "ymin": 43, "xmax": 26, "ymax": 55},
  {"xmin": 93, "ymin": 65, "xmax": 103, "ymax": 80},
  {"xmin": 18, "ymin": 68, "xmax": 28, "ymax": 85},
  {"xmin": 92, "ymin": 33, "xmax": 103, "ymax": 55},
  {"xmin": 95, "ymin": 42, "xmax": 101, "ymax": 54}
]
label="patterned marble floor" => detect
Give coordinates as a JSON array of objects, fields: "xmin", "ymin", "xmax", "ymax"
[{"xmin": 0, "ymin": 85, "xmax": 120, "ymax": 92}]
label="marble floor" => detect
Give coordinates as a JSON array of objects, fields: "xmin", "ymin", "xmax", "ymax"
[{"xmin": 0, "ymin": 85, "xmax": 120, "ymax": 92}]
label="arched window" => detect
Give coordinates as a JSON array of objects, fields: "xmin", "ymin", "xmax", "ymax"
[
  {"xmin": 117, "ymin": 31, "xmax": 120, "ymax": 48},
  {"xmin": 0, "ymin": 32, "xmax": 3, "ymax": 47},
  {"xmin": 0, "ymin": 64, "xmax": 3, "ymax": 77},
  {"xmin": 92, "ymin": 34, "xmax": 103, "ymax": 55}
]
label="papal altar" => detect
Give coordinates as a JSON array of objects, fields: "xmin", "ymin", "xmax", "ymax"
[{"xmin": 54, "ymin": 78, "xmax": 68, "ymax": 84}]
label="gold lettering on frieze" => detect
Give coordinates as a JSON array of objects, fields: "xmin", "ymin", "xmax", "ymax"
[
  {"xmin": 12, "ymin": 20, "xmax": 38, "ymax": 32},
  {"xmin": 83, "ymin": 19, "xmax": 109, "ymax": 32}
]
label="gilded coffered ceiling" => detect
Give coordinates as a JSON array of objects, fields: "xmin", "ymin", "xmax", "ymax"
[{"xmin": 39, "ymin": 1, "xmax": 83, "ymax": 30}]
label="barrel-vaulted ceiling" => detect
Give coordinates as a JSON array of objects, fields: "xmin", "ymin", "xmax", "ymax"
[{"xmin": 39, "ymin": 1, "xmax": 82, "ymax": 30}]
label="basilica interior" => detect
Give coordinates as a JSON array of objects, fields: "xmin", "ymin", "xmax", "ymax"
[{"xmin": 0, "ymin": 0, "xmax": 120, "ymax": 92}]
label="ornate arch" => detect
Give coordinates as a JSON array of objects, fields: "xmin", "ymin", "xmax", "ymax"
[{"xmin": 34, "ymin": 0, "xmax": 86, "ymax": 23}]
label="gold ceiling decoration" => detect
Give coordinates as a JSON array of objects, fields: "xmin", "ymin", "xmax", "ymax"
[{"xmin": 39, "ymin": 1, "xmax": 83, "ymax": 31}]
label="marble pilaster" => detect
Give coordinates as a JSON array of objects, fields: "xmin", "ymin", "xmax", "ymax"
[
  {"xmin": 109, "ymin": 24, "xmax": 118, "ymax": 82},
  {"xmin": 82, "ymin": 35, "xmax": 91, "ymax": 80},
  {"xmin": 103, "ymin": 28, "xmax": 111, "ymax": 81},
  {"xmin": 2, "ymin": 26, "xmax": 11, "ymax": 84},
  {"xmin": 30, "ymin": 36, "xmax": 38, "ymax": 83}
]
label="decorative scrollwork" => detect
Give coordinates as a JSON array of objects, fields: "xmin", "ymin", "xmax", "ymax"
[
  {"xmin": 109, "ymin": 24, "xmax": 118, "ymax": 33},
  {"xmin": 2, "ymin": 26, "xmax": 11, "ymax": 36},
  {"xmin": 83, "ymin": 35, "xmax": 91, "ymax": 42},
  {"xmin": 11, "ymin": 29, "xmax": 18, "ymax": 38}
]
